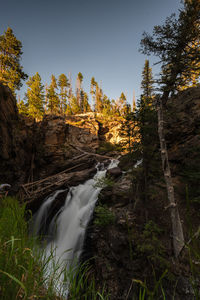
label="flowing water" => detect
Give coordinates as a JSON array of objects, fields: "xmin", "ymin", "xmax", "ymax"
[{"xmin": 33, "ymin": 159, "xmax": 118, "ymax": 297}]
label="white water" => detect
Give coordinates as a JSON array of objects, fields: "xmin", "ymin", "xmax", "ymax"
[{"xmin": 33, "ymin": 159, "xmax": 118, "ymax": 297}]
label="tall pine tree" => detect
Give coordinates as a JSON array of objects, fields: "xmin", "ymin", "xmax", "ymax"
[
  {"xmin": 58, "ymin": 74, "xmax": 69, "ymax": 114},
  {"xmin": 47, "ymin": 75, "xmax": 59, "ymax": 114},
  {"xmin": 0, "ymin": 27, "xmax": 27, "ymax": 93},
  {"xmin": 139, "ymin": 0, "xmax": 200, "ymax": 257},
  {"xmin": 26, "ymin": 72, "xmax": 44, "ymax": 120}
]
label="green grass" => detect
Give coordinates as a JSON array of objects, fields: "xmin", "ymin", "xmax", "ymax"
[{"xmin": 0, "ymin": 196, "xmax": 109, "ymax": 300}]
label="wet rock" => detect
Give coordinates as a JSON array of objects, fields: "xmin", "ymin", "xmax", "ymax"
[{"xmin": 106, "ymin": 167, "xmax": 122, "ymax": 178}]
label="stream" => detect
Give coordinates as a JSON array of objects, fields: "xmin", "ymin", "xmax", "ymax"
[{"xmin": 32, "ymin": 159, "xmax": 118, "ymax": 297}]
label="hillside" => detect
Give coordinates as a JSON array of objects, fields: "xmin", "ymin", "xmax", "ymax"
[{"xmin": 1, "ymin": 84, "xmax": 200, "ymax": 299}]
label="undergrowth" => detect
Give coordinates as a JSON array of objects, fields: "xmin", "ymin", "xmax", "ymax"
[
  {"xmin": 94, "ymin": 204, "xmax": 115, "ymax": 227},
  {"xmin": 0, "ymin": 196, "xmax": 109, "ymax": 299}
]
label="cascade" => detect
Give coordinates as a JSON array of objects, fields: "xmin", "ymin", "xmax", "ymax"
[{"xmin": 33, "ymin": 159, "xmax": 118, "ymax": 297}]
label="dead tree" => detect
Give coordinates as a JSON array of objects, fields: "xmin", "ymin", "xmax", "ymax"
[{"xmin": 157, "ymin": 97, "xmax": 184, "ymax": 257}]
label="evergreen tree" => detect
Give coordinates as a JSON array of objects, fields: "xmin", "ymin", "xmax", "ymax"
[
  {"xmin": 140, "ymin": 0, "xmax": 200, "ymax": 98},
  {"xmin": 0, "ymin": 27, "xmax": 28, "ymax": 93},
  {"xmin": 95, "ymin": 82, "xmax": 103, "ymax": 113},
  {"xmin": 90, "ymin": 77, "xmax": 96, "ymax": 111},
  {"xmin": 17, "ymin": 98, "xmax": 28, "ymax": 116},
  {"xmin": 120, "ymin": 111, "xmax": 137, "ymax": 153},
  {"xmin": 132, "ymin": 90, "xmax": 136, "ymax": 112},
  {"xmin": 102, "ymin": 95, "xmax": 112, "ymax": 116},
  {"xmin": 82, "ymin": 92, "xmax": 91, "ymax": 113},
  {"xmin": 76, "ymin": 72, "xmax": 83, "ymax": 110},
  {"xmin": 65, "ymin": 104, "xmax": 72, "ymax": 115},
  {"xmin": 141, "ymin": 60, "xmax": 154, "ymax": 100},
  {"xmin": 47, "ymin": 75, "xmax": 59, "ymax": 114},
  {"xmin": 68, "ymin": 72, "xmax": 73, "ymax": 101},
  {"xmin": 111, "ymin": 99, "xmax": 119, "ymax": 116},
  {"xmin": 26, "ymin": 72, "xmax": 44, "ymax": 120},
  {"xmin": 44, "ymin": 83, "xmax": 48, "ymax": 113},
  {"xmin": 70, "ymin": 95, "xmax": 81, "ymax": 114},
  {"xmin": 58, "ymin": 73, "xmax": 69, "ymax": 114},
  {"xmin": 118, "ymin": 92, "xmax": 127, "ymax": 116},
  {"xmin": 139, "ymin": 0, "xmax": 200, "ymax": 257}
]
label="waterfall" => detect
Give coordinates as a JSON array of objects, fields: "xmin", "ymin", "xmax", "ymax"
[{"xmin": 33, "ymin": 159, "xmax": 118, "ymax": 297}]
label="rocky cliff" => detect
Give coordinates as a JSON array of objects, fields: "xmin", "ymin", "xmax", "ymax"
[
  {"xmin": 85, "ymin": 87, "xmax": 200, "ymax": 300},
  {"xmin": 1, "ymin": 83, "xmax": 200, "ymax": 299},
  {"xmin": 0, "ymin": 84, "xmax": 34, "ymax": 185},
  {"xmin": 0, "ymin": 84, "xmax": 122, "ymax": 188}
]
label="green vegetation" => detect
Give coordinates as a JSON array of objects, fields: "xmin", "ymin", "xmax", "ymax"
[
  {"xmin": 140, "ymin": 0, "xmax": 200, "ymax": 96},
  {"xmin": 26, "ymin": 72, "xmax": 44, "ymax": 120},
  {"xmin": 0, "ymin": 27, "xmax": 28, "ymax": 93},
  {"xmin": 94, "ymin": 175, "xmax": 114, "ymax": 189},
  {"xmin": 94, "ymin": 204, "xmax": 115, "ymax": 227},
  {"xmin": 132, "ymin": 270, "xmax": 168, "ymax": 300},
  {"xmin": 0, "ymin": 196, "xmax": 46, "ymax": 299},
  {"xmin": 136, "ymin": 221, "xmax": 167, "ymax": 267},
  {"xmin": 0, "ymin": 196, "xmax": 109, "ymax": 299},
  {"xmin": 96, "ymin": 141, "xmax": 122, "ymax": 154}
]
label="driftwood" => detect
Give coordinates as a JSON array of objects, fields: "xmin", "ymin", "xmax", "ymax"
[
  {"xmin": 22, "ymin": 162, "xmax": 86, "ymax": 188},
  {"xmin": 20, "ymin": 162, "xmax": 87, "ymax": 202},
  {"xmin": 157, "ymin": 97, "xmax": 184, "ymax": 258},
  {"xmin": 19, "ymin": 147, "xmax": 112, "ymax": 204}
]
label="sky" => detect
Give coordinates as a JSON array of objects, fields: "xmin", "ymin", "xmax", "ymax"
[{"xmin": 0, "ymin": 0, "xmax": 182, "ymax": 106}]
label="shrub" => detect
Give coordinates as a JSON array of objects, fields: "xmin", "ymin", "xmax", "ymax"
[{"xmin": 94, "ymin": 204, "xmax": 115, "ymax": 227}]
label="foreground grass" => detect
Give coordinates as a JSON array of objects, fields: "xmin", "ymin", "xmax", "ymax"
[{"xmin": 0, "ymin": 196, "xmax": 108, "ymax": 299}]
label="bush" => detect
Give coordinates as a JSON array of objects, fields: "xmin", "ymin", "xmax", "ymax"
[{"xmin": 94, "ymin": 204, "xmax": 115, "ymax": 227}]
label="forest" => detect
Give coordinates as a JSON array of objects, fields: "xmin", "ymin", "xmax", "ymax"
[{"xmin": 0, "ymin": 0, "xmax": 200, "ymax": 299}]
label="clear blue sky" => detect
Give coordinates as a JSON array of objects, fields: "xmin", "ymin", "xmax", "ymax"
[{"xmin": 0, "ymin": 0, "xmax": 181, "ymax": 105}]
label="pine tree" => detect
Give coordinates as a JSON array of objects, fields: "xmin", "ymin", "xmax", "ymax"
[
  {"xmin": 0, "ymin": 27, "xmax": 28, "ymax": 93},
  {"xmin": 140, "ymin": 0, "xmax": 200, "ymax": 99},
  {"xmin": 118, "ymin": 92, "xmax": 127, "ymax": 116},
  {"xmin": 141, "ymin": 60, "xmax": 154, "ymax": 101},
  {"xmin": 132, "ymin": 90, "xmax": 136, "ymax": 112},
  {"xmin": 76, "ymin": 72, "xmax": 83, "ymax": 110},
  {"xmin": 82, "ymin": 92, "xmax": 91, "ymax": 113},
  {"xmin": 70, "ymin": 95, "xmax": 81, "ymax": 114},
  {"xmin": 17, "ymin": 97, "xmax": 28, "ymax": 116},
  {"xmin": 47, "ymin": 75, "xmax": 59, "ymax": 114},
  {"xmin": 58, "ymin": 74, "xmax": 69, "ymax": 114},
  {"xmin": 44, "ymin": 83, "xmax": 48, "ymax": 113},
  {"xmin": 95, "ymin": 82, "xmax": 103, "ymax": 113},
  {"xmin": 90, "ymin": 77, "xmax": 96, "ymax": 111},
  {"xmin": 26, "ymin": 72, "xmax": 44, "ymax": 120},
  {"xmin": 120, "ymin": 111, "xmax": 137, "ymax": 153},
  {"xmin": 138, "ymin": 61, "xmax": 157, "ymax": 214},
  {"xmin": 139, "ymin": 0, "xmax": 200, "ymax": 257},
  {"xmin": 102, "ymin": 95, "xmax": 112, "ymax": 116}
]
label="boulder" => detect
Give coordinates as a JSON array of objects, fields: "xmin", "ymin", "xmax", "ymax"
[{"xmin": 106, "ymin": 167, "xmax": 122, "ymax": 178}]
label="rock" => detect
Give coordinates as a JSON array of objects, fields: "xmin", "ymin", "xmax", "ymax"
[
  {"xmin": 0, "ymin": 83, "xmax": 34, "ymax": 185},
  {"xmin": 26, "ymin": 166, "xmax": 97, "ymax": 213},
  {"xmin": 0, "ymin": 184, "xmax": 11, "ymax": 191},
  {"xmin": 106, "ymin": 167, "xmax": 122, "ymax": 178}
]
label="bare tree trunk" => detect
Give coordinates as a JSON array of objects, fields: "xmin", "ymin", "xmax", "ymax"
[{"xmin": 157, "ymin": 97, "xmax": 184, "ymax": 258}]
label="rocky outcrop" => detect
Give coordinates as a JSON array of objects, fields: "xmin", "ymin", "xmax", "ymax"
[
  {"xmin": 0, "ymin": 89, "xmax": 100, "ymax": 186},
  {"xmin": 0, "ymin": 83, "xmax": 34, "ymax": 185},
  {"xmin": 86, "ymin": 87, "xmax": 200, "ymax": 300},
  {"xmin": 106, "ymin": 167, "xmax": 122, "ymax": 179},
  {"xmin": 0, "ymin": 85, "xmax": 123, "ymax": 188},
  {"xmin": 166, "ymin": 87, "xmax": 200, "ymax": 173}
]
